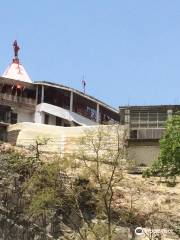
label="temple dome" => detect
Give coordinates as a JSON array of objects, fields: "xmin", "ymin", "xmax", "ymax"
[{"xmin": 2, "ymin": 60, "xmax": 32, "ymax": 83}]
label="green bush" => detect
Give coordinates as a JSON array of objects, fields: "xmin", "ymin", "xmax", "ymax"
[{"xmin": 143, "ymin": 114, "xmax": 180, "ymax": 181}]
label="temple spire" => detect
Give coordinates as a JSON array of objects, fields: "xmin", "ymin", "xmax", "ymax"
[
  {"xmin": 2, "ymin": 40, "xmax": 32, "ymax": 83},
  {"xmin": 13, "ymin": 40, "xmax": 20, "ymax": 64}
]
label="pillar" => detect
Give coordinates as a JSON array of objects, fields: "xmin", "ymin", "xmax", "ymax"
[
  {"xmin": 35, "ymin": 86, "xmax": 38, "ymax": 104},
  {"xmin": 125, "ymin": 109, "xmax": 130, "ymax": 125},
  {"xmin": 96, "ymin": 103, "xmax": 100, "ymax": 123},
  {"xmin": 167, "ymin": 109, "xmax": 173, "ymax": 119},
  {"xmin": 41, "ymin": 85, "xmax": 44, "ymax": 103},
  {"xmin": 70, "ymin": 91, "xmax": 73, "ymax": 112}
]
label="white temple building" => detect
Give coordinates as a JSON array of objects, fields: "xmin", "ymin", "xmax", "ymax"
[{"xmin": 0, "ymin": 41, "xmax": 119, "ymax": 141}]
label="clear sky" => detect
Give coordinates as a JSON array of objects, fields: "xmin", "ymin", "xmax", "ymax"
[{"xmin": 0, "ymin": 1, "xmax": 180, "ymax": 108}]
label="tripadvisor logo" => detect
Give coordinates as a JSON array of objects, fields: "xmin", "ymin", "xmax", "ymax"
[
  {"xmin": 135, "ymin": 227, "xmax": 173, "ymax": 237},
  {"xmin": 135, "ymin": 227, "xmax": 143, "ymax": 236}
]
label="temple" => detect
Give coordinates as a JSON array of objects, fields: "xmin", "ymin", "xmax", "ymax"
[
  {"xmin": 1, "ymin": 41, "xmax": 179, "ymax": 167},
  {"xmin": 0, "ymin": 41, "xmax": 119, "ymax": 141}
]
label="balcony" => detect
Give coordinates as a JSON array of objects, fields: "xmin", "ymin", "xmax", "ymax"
[{"xmin": 0, "ymin": 93, "xmax": 36, "ymax": 111}]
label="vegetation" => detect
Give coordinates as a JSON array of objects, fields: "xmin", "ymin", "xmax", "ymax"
[
  {"xmin": 143, "ymin": 114, "xmax": 180, "ymax": 183},
  {"xmin": 0, "ymin": 125, "xmax": 128, "ymax": 239},
  {"xmin": 0, "ymin": 125, "xmax": 179, "ymax": 240}
]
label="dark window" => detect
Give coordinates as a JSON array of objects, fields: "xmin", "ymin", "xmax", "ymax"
[
  {"xmin": 0, "ymin": 127, "xmax": 6, "ymax": 141},
  {"xmin": 130, "ymin": 130, "xmax": 137, "ymax": 139},
  {"xmin": 0, "ymin": 111, "xmax": 6, "ymax": 122},
  {"xmin": 73, "ymin": 93, "xmax": 97, "ymax": 122},
  {"xmin": 22, "ymin": 88, "xmax": 36, "ymax": 99},
  {"xmin": 99, "ymin": 106, "xmax": 119, "ymax": 124},
  {"xmin": 45, "ymin": 114, "xmax": 49, "ymax": 124},
  {"xmin": 56, "ymin": 117, "xmax": 62, "ymax": 126},
  {"xmin": 10, "ymin": 113, "xmax": 17, "ymax": 124},
  {"xmin": 37, "ymin": 86, "xmax": 42, "ymax": 104},
  {"xmin": 44, "ymin": 86, "xmax": 70, "ymax": 109}
]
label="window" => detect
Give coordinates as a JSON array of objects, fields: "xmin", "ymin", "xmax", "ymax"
[
  {"xmin": 56, "ymin": 117, "xmax": 62, "ymax": 126},
  {"xmin": 10, "ymin": 113, "xmax": 17, "ymax": 124},
  {"xmin": 130, "ymin": 130, "xmax": 137, "ymax": 139},
  {"xmin": 45, "ymin": 114, "xmax": 49, "ymax": 124}
]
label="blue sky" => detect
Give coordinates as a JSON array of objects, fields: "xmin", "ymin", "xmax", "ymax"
[{"xmin": 0, "ymin": 1, "xmax": 180, "ymax": 108}]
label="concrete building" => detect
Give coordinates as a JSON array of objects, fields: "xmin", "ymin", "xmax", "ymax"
[
  {"xmin": 1, "ymin": 41, "xmax": 179, "ymax": 167},
  {"xmin": 119, "ymin": 105, "xmax": 180, "ymax": 165}
]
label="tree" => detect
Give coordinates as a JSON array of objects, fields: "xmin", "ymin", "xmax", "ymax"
[
  {"xmin": 143, "ymin": 114, "xmax": 180, "ymax": 182},
  {"xmin": 0, "ymin": 140, "xmax": 54, "ymax": 240},
  {"xmin": 24, "ymin": 125, "xmax": 128, "ymax": 240},
  {"xmin": 74, "ymin": 124, "xmax": 127, "ymax": 240}
]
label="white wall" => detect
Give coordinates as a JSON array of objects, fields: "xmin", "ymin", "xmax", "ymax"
[
  {"xmin": 7, "ymin": 123, "xmax": 126, "ymax": 154},
  {"xmin": 128, "ymin": 145, "xmax": 160, "ymax": 166},
  {"xmin": 16, "ymin": 109, "xmax": 34, "ymax": 123},
  {"xmin": 34, "ymin": 110, "xmax": 45, "ymax": 124},
  {"xmin": 35, "ymin": 103, "xmax": 98, "ymax": 126}
]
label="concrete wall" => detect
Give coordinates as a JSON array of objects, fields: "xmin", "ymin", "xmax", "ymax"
[
  {"xmin": 7, "ymin": 123, "xmax": 126, "ymax": 155},
  {"xmin": 34, "ymin": 110, "xmax": 45, "ymax": 124},
  {"xmin": 16, "ymin": 109, "xmax": 34, "ymax": 123},
  {"xmin": 7, "ymin": 130, "xmax": 20, "ymax": 145},
  {"xmin": 7, "ymin": 122, "xmax": 160, "ymax": 166},
  {"xmin": 128, "ymin": 144, "xmax": 160, "ymax": 166},
  {"xmin": 35, "ymin": 103, "xmax": 97, "ymax": 126}
]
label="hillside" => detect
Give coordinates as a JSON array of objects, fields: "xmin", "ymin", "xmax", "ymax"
[{"xmin": 0, "ymin": 142, "xmax": 179, "ymax": 240}]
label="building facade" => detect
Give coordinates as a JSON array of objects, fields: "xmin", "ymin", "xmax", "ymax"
[
  {"xmin": 0, "ymin": 41, "xmax": 119, "ymax": 141},
  {"xmin": 119, "ymin": 105, "xmax": 180, "ymax": 165},
  {"xmin": 1, "ymin": 41, "xmax": 179, "ymax": 167}
]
